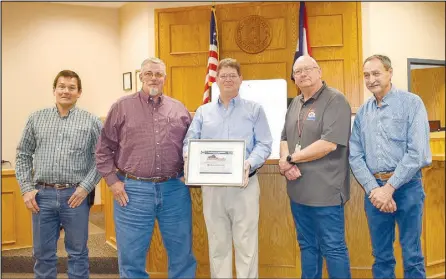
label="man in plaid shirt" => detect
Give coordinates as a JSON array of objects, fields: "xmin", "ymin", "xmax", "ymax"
[{"xmin": 15, "ymin": 70, "xmax": 102, "ymax": 279}]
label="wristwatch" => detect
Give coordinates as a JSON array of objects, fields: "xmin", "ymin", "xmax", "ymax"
[{"xmin": 286, "ymin": 154, "xmax": 292, "ymax": 163}]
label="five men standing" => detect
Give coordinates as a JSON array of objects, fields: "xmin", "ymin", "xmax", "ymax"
[{"xmin": 15, "ymin": 54, "xmax": 432, "ymax": 279}]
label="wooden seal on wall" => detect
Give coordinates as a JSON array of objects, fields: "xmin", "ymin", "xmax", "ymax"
[{"xmin": 236, "ymin": 15, "xmax": 272, "ymax": 54}]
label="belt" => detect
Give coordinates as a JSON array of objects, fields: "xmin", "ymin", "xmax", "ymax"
[
  {"xmin": 373, "ymin": 172, "xmax": 394, "ymax": 181},
  {"xmin": 249, "ymin": 170, "xmax": 257, "ymax": 178},
  {"xmin": 36, "ymin": 182, "xmax": 79, "ymax": 190},
  {"xmin": 117, "ymin": 169, "xmax": 177, "ymax": 183}
]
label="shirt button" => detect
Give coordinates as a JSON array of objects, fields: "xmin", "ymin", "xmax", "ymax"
[
  {"xmin": 156, "ymin": 142, "xmax": 159, "ymax": 145},
  {"xmin": 156, "ymin": 167, "xmax": 160, "ymax": 170},
  {"xmin": 156, "ymin": 130, "xmax": 158, "ymax": 133},
  {"xmin": 157, "ymin": 155, "xmax": 160, "ymax": 157},
  {"xmin": 155, "ymin": 119, "xmax": 158, "ymax": 121}
]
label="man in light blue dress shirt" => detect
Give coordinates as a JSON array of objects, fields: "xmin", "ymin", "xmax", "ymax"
[
  {"xmin": 183, "ymin": 58, "xmax": 272, "ymax": 278},
  {"xmin": 349, "ymin": 54, "xmax": 432, "ymax": 279}
]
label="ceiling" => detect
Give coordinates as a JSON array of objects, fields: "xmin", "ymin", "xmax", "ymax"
[{"xmin": 53, "ymin": 2, "xmax": 127, "ymax": 8}]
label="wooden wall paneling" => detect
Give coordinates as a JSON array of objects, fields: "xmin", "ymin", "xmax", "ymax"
[
  {"xmin": 1, "ymin": 170, "xmax": 33, "ymax": 251},
  {"xmin": 170, "ymin": 66, "xmax": 207, "ymax": 109},
  {"xmin": 156, "ymin": 2, "xmax": 363, "ymax": 112},
  {"xmin": 216, "ymin": 2, "xmax": 299, "ymax": 100},
  {"xmin": 345, "ymin": 174, "xmax": 374, "ymax": 278},
  {"xmin": 306, "ymin": 2, "xmax": 362, "ymax": 112},
  {"xmin": 422, "ymin": 161, "xmax": 446, "ymax": 278},
  {"xmin": 411, "ymin": 67, "xmax": 446, "ymax": 127},
  {"xmin": 104, "ymin": 179, "xmax": 117, "ymax": 249},
  {"xmin": 2, "ymin": 191, "xmax": 16, "ymax": 245},
  {"xmin": 257, "ymin": 165, "xmax": 299, "ymax": 278}
]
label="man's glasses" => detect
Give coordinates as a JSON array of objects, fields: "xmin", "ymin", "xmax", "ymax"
[
  {"xmin": 219, "ymin": 74, "xmax": 239, "ymax": 80},
  {"xmin": 293, "ymin": 66, "xmax": 319, "ymax": 76},
  {"xmin": 143, "ymin": 71, "xmax": 165, "ymax": 79}
]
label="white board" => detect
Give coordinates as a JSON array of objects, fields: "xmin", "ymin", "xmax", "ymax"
[{"xmin": 211, "ymin": 79, "xmax": 287, "ymax": 159}]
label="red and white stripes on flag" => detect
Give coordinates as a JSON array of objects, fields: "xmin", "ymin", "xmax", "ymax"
[
  {"xmin": 291, "ymin": 1, "xmax": 312, "ymax": 81},
  {"xmin": 202, "ymin": 7, "xmax": 219, "ymax": 104}
]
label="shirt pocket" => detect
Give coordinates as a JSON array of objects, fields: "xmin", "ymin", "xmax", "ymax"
[
  {"xmin": 69, "ymin": 127, "xmax": 90, "ymax": 152},
  {"xmin": 168, "ymin": 119, "xmax": 187, "ymax": 142},
  {"xmin": 383, "ymin": 116, "xmax": 407, "ymax": 142}
]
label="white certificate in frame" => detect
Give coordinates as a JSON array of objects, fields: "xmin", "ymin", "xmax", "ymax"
[{"xmin": 186, "ymin": 139, "xmax": 245, "ymax": 186}]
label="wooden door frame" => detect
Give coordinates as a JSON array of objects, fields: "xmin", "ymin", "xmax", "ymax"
[{"xmin": 407, "ymin": 58, "xmax": 446, "ymax": 91}]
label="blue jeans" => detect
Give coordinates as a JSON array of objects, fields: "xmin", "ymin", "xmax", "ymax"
[
  {"xmin": 32, "ymin": 186, "xmax": 90, "ymax": 279},
  {"xmin": 114, "ymin": 175, "xmax": 196, "ymax": 278},
  {"xmin": 365, "ymin": 171, "xmax": 425, "ymax": 279},
  {"xmin": 290, "ymin": 201, "xmax": 351, "ymax": 279}
]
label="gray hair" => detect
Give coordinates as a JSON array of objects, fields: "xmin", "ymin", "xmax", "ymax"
[
  {"xmin": 141, "ymin": 57, "xmax": 166, "ymax": 71},
  {"xmin": 364, "ymin": 54, "xmax": 392, "ymax": 71}
]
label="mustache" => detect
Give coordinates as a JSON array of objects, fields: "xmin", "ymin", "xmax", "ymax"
[{"xmin": 368, "ymin": 83, "xmax": 380, "ymax": 87}]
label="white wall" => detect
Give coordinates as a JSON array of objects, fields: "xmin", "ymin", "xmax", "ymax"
[
  {"xmin": 361, "ymin": 2, "xmax": 445, "ymax": 101},
  {"xmin": 2, "ymin": 2, "xmax": 121, "ymax": 164}
]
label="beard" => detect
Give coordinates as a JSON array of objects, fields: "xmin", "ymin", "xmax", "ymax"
[{"xmin": 149, "ymin": 87, "xmax": 159, "ymax": 96}]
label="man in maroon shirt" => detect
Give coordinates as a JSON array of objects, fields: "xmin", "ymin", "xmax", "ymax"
[{"xmin": 96, "ymin": 57, "xmax": 196, "ymax": 278}]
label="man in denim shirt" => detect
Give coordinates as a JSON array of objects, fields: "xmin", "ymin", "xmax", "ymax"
[{"xmin": 349, "ymin": 54, "xmax": 432, "ymax": 279}]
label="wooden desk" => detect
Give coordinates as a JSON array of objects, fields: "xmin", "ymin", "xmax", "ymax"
[
  {"xmin": 103, "ymin": 155, "xmax": 445, "ymax": 278},
  {"xmin": 1, "ymin": 169, "xmax": 33, "ymax": 251}
]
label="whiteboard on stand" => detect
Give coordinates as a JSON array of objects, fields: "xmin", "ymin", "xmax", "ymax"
[{"xmin": 211, "ymin": 79, "xmax": 287, "ymax": 159}]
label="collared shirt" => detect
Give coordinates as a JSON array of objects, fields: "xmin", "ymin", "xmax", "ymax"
[
  {"xmin": 183, "ymin": 94, "xmax": 272, "ymax": 172},
  {"xmin": 15, "ymin": 106, "xmax": 103, "ymax": 195},
  {"xmin": 281, "ymin": 82, "xmax": 352, "ymax": 206},
  {"xmin": 349, "ymin": 86, "xmax": 432, "ymax": 194},
  {"xmin": 96, "ymin": 92, "xmax": 191, "ymax": 186}
]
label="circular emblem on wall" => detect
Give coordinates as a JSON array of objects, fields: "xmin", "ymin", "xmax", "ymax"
[{"xmin": 235, "ymin": 15, "xmax": 272, "ymax": 54}]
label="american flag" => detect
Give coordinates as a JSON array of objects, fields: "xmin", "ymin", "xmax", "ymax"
[
  {"xmin": 291, "ymin": 1, "xmax": 312, "ymax": 81},
  {"xmin": 202, "ymin": 7, "xmax": 219, "ymax": 104}
]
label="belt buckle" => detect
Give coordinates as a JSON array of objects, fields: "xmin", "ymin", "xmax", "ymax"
[
  {"xmin": 151, "ymin": 177, "xmax": 162, "ymax": 183},
  {"xmin": 54, "ymin": 184, "xmax": 69, "ymax": 190}
]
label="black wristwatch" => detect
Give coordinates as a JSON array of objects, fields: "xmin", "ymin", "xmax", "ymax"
[{"xmin": 286, "ymin": 154, "xmax": 292, "ymax": 163}]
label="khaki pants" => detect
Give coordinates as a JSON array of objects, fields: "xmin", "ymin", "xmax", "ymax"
[{"xmin": 201, "ymin": 175, "xmax": 260, "ymax": 278}]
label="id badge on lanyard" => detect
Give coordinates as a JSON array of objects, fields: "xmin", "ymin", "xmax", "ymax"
[{"xmin": 294, "ymin": 144, "xmax": 301, "ymax": 153}]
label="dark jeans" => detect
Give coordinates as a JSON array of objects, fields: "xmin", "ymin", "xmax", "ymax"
[
  {"xmin": 365, "ymin": 170, "xmax": 426, "ymax": 279},
  {"xmin": 33, "ymin": 186, "xmax": 90, "ymax": 279},
  {"xmin": 290, "ymin": 201, "xmax": 351, "ymax": 279}
]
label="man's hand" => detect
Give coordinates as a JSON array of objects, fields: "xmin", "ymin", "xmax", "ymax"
[
  {"xmin": 369, "ymin": 183, "xmax": 395, "ymax": 211},
  {"xmin": 68, "ymin": 187, "xmax": 89, "ymax": 208},
  {"xmin": 110, "ymin": 181, "xmax": 129, "ymax": 207},
  {"xmin": 284, "ymin": 165, "xmax": 302, "ymax": 181},
  {"xmin": 23, "ymin": 189, "xmax": 40, "ymax": 213},
  {"xmin": 242, "ymin": 161, "xmax": 251, "ymax": 188},
  {"xmin": 380, "ymin": 198, "xmax": 397, "ymax": 213},
  {"xmin": 279, "ymin": 155, "xmax": 294, "ymax": 174}
]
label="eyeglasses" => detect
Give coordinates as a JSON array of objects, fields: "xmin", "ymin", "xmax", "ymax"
[
  {"xmin": 56, "ymin": 85, "xmax": 78, "ymax": 92},
  {"xmin": 219, "ymin": 74, "xmax": 239, "ymax": 80},
  {"xmin": 143, "ymin": 71, "xmax": 165, "ymax": 79},
  {"xmin": 293, "ymin": 66, "xmax": 319, "ymax": 76}
]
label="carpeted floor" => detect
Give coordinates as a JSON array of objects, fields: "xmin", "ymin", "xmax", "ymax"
[{"xmin": 2, "ymin": 211, "xmax": 119, "ymax": 274}]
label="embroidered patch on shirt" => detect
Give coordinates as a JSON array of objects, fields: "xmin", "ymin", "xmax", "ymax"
[{"xmin": 307, "ymin": 110, "xmax": 316, "ymax": 121}]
